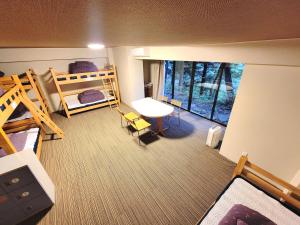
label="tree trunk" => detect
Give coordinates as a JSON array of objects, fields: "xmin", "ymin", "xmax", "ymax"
[
  {"xmin": 199, "ymin": 62, "xmax": 208, "ymax": 95},
  {"xmin": 224, "ymin": 64, "xmax": 234, "ymax": 102},
  {"xmin": 210, "ymin": 63, "xmax": 226, "ymax": 96}
]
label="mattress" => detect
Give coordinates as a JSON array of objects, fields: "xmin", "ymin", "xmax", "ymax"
[
  {"xmin": 64, "ymin": 90, "xmax": 115, "ymax": 110},
  {"xmin": 0, "ymin": 128, "xmax": 40, "ymax": 157},
  {"xmin": 198, "ymin": 177, "xmax": 300, "ymax": 225}
]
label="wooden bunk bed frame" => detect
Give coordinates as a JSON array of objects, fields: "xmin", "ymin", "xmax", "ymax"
[
  {"xmin": 50, "ymin": 65, "xmax": 120, "ymax": 118},
  {"xmin": 0, "ymin": 75, "xmax": 64, "ymax": 159},
  {"xmin": 232, "ymin": 153, "xmax": 300, "ymax": 209},
  {"xmin": 0, "ymin": 69, "xmax": 51, "ymax": 132},
  {"xmin": 0, "ymin": 69, "xmax": 50, "ymax": 115}
]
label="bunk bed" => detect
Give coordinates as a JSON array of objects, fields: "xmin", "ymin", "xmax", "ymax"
[
  {"xmin": 0, "ymin": 69, "xmax": 51, "ymax": 132},
  {"xmin": 197, "ymin": 153, "xmax": 300, "ymax": 225},
  {"xmin": 50, "ymin": 65, "xmax": 120, "ymax": 118},
  {"xmin": 0, "ymin": 75, "xmax": 64, "ymax": 159}
]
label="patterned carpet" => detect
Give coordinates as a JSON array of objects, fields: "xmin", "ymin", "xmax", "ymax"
[{"xmin": 38, "ymin": 104, "xmax": 235, "ymax": 225}]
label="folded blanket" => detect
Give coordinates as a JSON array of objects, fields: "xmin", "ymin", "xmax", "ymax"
[
  {"xmin": 80, "ymin": 89, "xmax": 102, "ymax": 96},
  {"xmin": 0, "ymin": 132, "xmax": 28, "ymax": 157},
  {"xmin": 69, "ymin": 61, "xmax": 98, "ymax": 73},
  {"xmin": 218, "ymin": 204, "xmax": 276, "ymax": 225},
  {"xmin": 78, "ymin": 90, "xmax": 105, "ymax": 104}
]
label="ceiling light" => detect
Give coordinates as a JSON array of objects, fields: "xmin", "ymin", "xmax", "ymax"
[{"xmin": 87, "ymin": 43, "xmax": 105, "ymax": 49}]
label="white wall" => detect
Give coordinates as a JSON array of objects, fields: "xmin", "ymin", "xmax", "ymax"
[
  {"xmin": 220, "ymin": 65, "xmax": 300, "ymax": 181},
  {"xmin": 124, "ymin": 40, "xmax": 300, "ymax": 181},
  {"xmin": 136, "ymin": 39, "xmax": 300, "ymax": 66},
  {"xmin": 111, "ymin": 46, "xmax": 144, "ymax": 106},
  {"xmin": 0, "ymin": 48, "xmax": 108, "ymax": 111}
]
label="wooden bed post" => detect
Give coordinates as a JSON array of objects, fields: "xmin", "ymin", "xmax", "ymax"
[
  {"xmin": 232, "ymin": 152, "xmax": 248, "ymax": 178},
  {"xmin": 113, "ymin": 65, "xmax": 121, "ymax": 104},
  {"xmin": 50, "ymin": 68, "xmax": 71, "ymax": 118},
  {"xmin": 0, "ymin": 129, "xmax": 17, "ymax": 154}
]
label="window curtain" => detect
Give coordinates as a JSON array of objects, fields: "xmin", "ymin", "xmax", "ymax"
[{"xmin": 150, "ymin": 60, "xmax": 165, "ymax": 100}]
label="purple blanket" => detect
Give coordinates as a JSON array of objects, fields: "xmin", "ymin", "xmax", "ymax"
[
  {"xmin": 218, "ymin": 204, "xmax": 276, "ymax": 225},
  {"xmin": 78, "ymin": 89, "xmax": 105, "ymax": 104},
  {"xmin": 0, "ymin": 132, "xmax": 28, "ymax": 157},
  {"xmin": 8, "ymin": 103, "xmax": 28, "ymax": 120},
  {"xmin": 69, "ymin": 61, "xmax": 98, "ymax": 74},
  {"xmin": 0, "ymin": 87, "xmax": 5, "ymax": 96}
]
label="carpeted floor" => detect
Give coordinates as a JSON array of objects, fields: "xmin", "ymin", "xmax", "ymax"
[{"xmin": 38, "ymin": 104, "xmax": 235, "ymax": 225}]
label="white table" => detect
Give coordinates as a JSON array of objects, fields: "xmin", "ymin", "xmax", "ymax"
[{"xmin": 132, "ymin": 98, "xmax": 174, "ymax": 135}]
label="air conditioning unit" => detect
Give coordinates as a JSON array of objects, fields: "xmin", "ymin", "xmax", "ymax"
[
  {"xmin": 131, "ymin": 48, "xmax": 150, "ymax": 57},
  {"xmin": 206, "ymin": 126, "xmax": 222, "ymax": 148}
]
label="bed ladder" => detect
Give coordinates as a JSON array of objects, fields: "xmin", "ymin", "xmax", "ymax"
[
  {"xmin": 21, "ymin": 94, "xmax": 64, "ymax": 139},
  {"xmin": 12, "ymin": 76, "xmax": 64, "ymax": 139},
  {"xmin": 27, "ymin": 69, "xmax": 51, "ymax": 116},
  {"xmin": 101, "ymin": 77, "xmax": 119, "ymax": 109}
]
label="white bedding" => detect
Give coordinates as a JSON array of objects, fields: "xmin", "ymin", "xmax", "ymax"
[
  {"xmin": 64, "ymin": 90, "xmax": 115, "ymax": 110},
  {"xmin": 0, "ymin": 128, "xmax": 40, "ymax": 157},
  {"xmin": 200, "ymin": 177, "xmax": 300, "ymax": 225},
  {"xmin": 21, "ymin": 128, "xmax": 40, "ymax": 152}
]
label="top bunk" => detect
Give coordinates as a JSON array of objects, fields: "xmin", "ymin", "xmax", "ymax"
[
  {"xmin": 50, "ymin": 65, "xmax": 117, "ymax": 85},
  {"xmin": 0, "ymin": 69, "xmax": 50, "ymax": 116},
  {"xmin": 197, "ymin": 153, "xmax": 300, "ymax": 225},
  {"xmin": 0, "ymin": 71, "xmax": 50, "ymax": 132}
]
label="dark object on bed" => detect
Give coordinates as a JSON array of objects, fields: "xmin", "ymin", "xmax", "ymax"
[
  {"xmin": 218, "ymin": 204, "xmax": 276, "ymax": 225},
  {"xmin": 0, "ymin": 71, "xmax": 4, "ymax": 77},
  {"xmin": 78, "ymin": 89, "xmax": 105, "ymax": 104},
  {"xmin": 8, "ymin": 102, "xmax": 28, "ymax": 120},
  {"xmin": 18, "ymin": 72, "xmax": 27, "ymax": 78},
  {"xmin": 69, "ymin": 61, "xmax": 98, "ymax": 74}
]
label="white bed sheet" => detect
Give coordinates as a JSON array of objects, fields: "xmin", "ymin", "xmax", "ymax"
[
  {"xmin": 0, "ymin": 128, "xmax": 40, "ymax": 157},
  {"xmin": 64, "ymin": 90, "xmax": 115, "ymax": 109},
  {"xmin": 200, "ymin": 177, "xmax": 300, "ymax": 225},
  {"xmin": 21, "ymin": 128, "xmax": 40, "ymax": 152}
]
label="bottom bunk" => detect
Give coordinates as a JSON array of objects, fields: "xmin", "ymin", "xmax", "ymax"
[
  {"xmin": 0, "ymin": 127, "xmax": 43, "ymax": 159},
  {"xmin": 197, "ymin": 176, "xmax": 300, "ymax": 225},
  {"xmin": 63, "ymin": 90, "xmax": 117, "ymax": 115}
]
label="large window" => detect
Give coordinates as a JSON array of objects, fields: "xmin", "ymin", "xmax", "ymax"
[{"xmin": 163, "ymin": 61, "xmax": 244, "ymax": 125}]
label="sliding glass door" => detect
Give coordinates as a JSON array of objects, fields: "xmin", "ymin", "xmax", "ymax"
[{"xmin": 163, "ymin": 61, "xmax": 244, "ymax": 125}]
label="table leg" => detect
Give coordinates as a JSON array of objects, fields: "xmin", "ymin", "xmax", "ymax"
[{"xmin": 156, "ymin": 117, "xmax": 166, "ymax": 136}]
